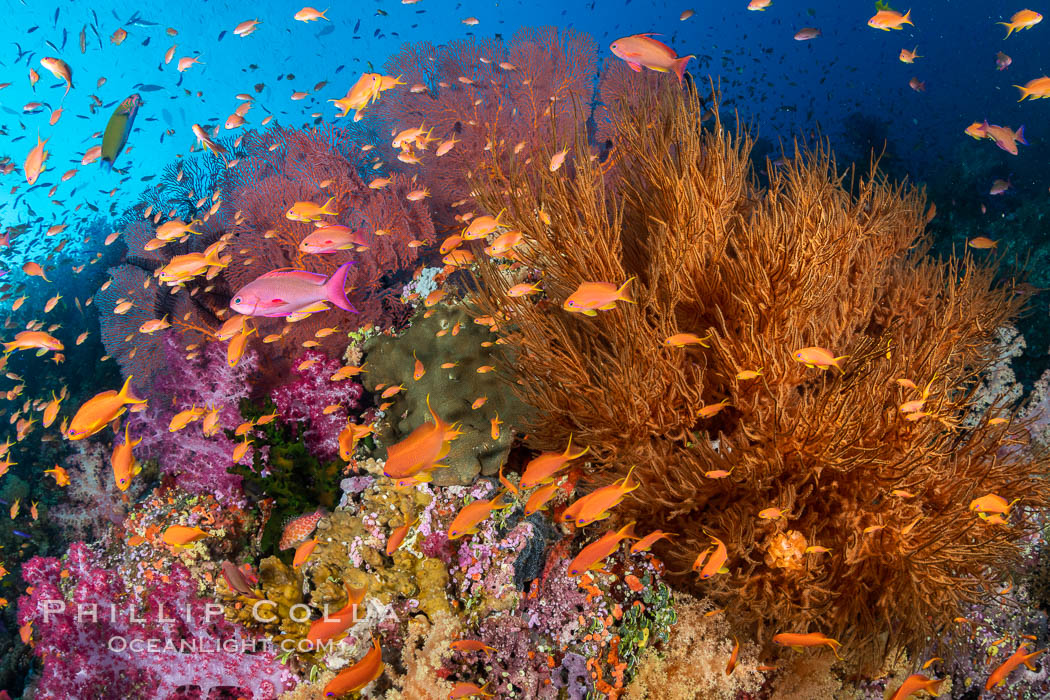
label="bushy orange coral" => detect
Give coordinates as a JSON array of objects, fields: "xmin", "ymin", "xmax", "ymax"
[{"xmin": 468, "ymin": 82, "xmax": 1050, "ymax": 670}]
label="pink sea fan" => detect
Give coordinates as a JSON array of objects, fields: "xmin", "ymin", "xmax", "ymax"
[
  {"xmin": 270, "ymin": 349, "xmax": 364, "ymax": 460},
  {"xmin": 18, "ymin": 542, "xmax": 294, "ymax": 699},
  {"xmin": 128, "ymin": 336, "xmax": 257, "ymax": 505},
  {"xmin": 374, "ymin": 26, "xmax": 598, "ymax": 222}
]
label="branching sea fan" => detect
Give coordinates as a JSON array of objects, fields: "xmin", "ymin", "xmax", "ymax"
[{"xmin": 469, "ymin": 81, "xmax": 1050, "ymax": 670}]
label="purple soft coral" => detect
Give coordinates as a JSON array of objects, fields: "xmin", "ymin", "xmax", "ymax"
[
  {"xmin": 130, "ymin": 336, "xmax": 257, "ymax": 505},
  {"xmin": 270, "ymin": 349, "xmax": 364, "ymax": 460},
  {"xmin": 17, "ymin": 542, "xmax": 294, "ymax": 699}
]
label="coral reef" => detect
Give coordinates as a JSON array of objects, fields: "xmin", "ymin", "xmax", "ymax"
[
  {"xmin": 470, "ymin": 81, "xmax": 1050, "ymax": 669},
  {"xmin": 363, "ymin": 303, "xmax": 530, "ymax": 485}
]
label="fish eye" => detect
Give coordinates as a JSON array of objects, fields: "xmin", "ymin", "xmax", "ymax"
[{"xmin": 234, "ymin": 297, "xmax": 242, "ymax": 304}]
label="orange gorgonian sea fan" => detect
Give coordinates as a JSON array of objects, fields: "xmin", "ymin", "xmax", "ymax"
[{"xmin": 467, "ymin": 81, "xmax": 1050, "ymax": 670}]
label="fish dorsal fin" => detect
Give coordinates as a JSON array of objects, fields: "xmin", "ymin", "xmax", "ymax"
[{"xmin": 259, "ymin": 267, "xmax": 327, "ymax": 283}]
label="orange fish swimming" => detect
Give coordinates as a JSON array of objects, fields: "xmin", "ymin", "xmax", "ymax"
[
  {"xmin": 889, "ymin": 673, "xmax": 944, "ymax": 700},
  {"xmin": 567, "ymin": 521, "xmax": 638, "ymax": 576},
  {"xmin": 383, "ymin": 396, "xmax": 460, "ymax": 480},
  {"xmin": 609, "ymin": 35, "xmax": 694, "ymax": 84},
  {"xmin": 448, "ymin": 491, "xmax": 510, "ymax": 540},
  {"xmin": 772, "ymin": 632, "xmax": 843, "ymax": 658},
  {"xmin": 111, "ymin": 424, "xmax": 141, "ymax": 491},
  {"xmin": 868, "ymin": 8, "xmax": 913, "ymax": 30},
  {"xmin": 3, "ymin": 331, "xmax": 63, "ymax": 354},
  {"xmin": 563, "ymin": 278, "xmax": 635, "ymax": 315},
  {"xmin": 997, "ymin": 9, "xmax": 1042, "ymax": 38},
  {"xmin": 981, "ymin": 121, "xmax": 1027, "ymax": 155},
  {"xmin": 66, "ymin": 376, "xmax": 146, "ymax": 440},
  {"xmin": 307, "ymin": 584, "xmax": 368, "ymax": 644},
  {"xmin": 24, "ymin": 133, "xmax": 50, "ymax": 185},
  {"xmin": 162, "ymin": 525, "xmax": 210, "ymax": 546},
  {"xmin": 1014, "ymin": 76, "xmax": 1050, "ymax": 101},
  {"xmin": 562, "ymin": 466, "xmax": 639, "ymax": 527},
  {"xmin": 985, "ymin": 643, "xmax": 1045, "ymax": 690},
  {"xmin": 899, "ymin": 46, "xmax": 921, "ymax": 63},
  {"xmin": 793, "ymin": 346, "xmax": 848, "ymax": 372},
  {"xmin": 520, "ymin": 436, "xmax": 589, "ymax": 489},
  {"xmin": 321, "ymin": 636, "xmax": 383, "ymax": 696}
]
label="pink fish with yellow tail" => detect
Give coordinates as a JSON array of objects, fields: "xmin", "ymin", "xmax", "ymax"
[
  {"xmin": 230, "ymin": 262, "xmax": 356, "ymax": 318},
  {"xmin": 298, "ymin": 225, "xmax": 368, "ymax": 254},
  {"xmin": 610, "ymin": 35, "xmax": 694, "ymax": 84}
]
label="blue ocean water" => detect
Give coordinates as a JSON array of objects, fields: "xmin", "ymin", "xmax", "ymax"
[{"xmin": 2, "ymin": 0, "xmax": 1050, "ymax": 698}]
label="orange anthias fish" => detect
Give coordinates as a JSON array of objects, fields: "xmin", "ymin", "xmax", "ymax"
[
  {"xmin": 321, "ymin": 636, "xmax": 383, "ymax": 696},
  {"xmin": 448, "ymin": 491, "xmax": 511, "ymax": 540},
  {"xmin": 899, "ymin": 46, "xmax": 921, "ymax": 63},
  {"xmin": 793, "ymin": 346, "xmax": 848, "ymax": 372},
  {"xmin": 772, "ymin": 632, "xmax": 843, "ymax": 659},
  {"xmin": 161, "ymin": 525, "xmax": 211, "ymax": 547},
  {"xmin": 385, "ymin": 517, "xmax": 417, "ymax": 555},
  {"xmin": 299, "ymin": 225, "xmax": 367, "ymax": 254},
  {"xmin": 448, "ymin": 682, "xmax": 494, "ymax": 699},
  {"xmin": 868, "ymin": 8, "xmax": 913, "ymax": 31},
  {"xmin": 567, "ymin": 522, "xmax": 638, "ymax": 576},
  {"xmin": 889, "ymin": 673, "xmax": 944, "ymax": 700},
  {"xmin": 24, "ymin": 133, "xmax": 50, "ymax": 185},
  {"xmin": 3, "ymin": 331, "xmax": 63, "ymax": 354},
  {"xmin": 292, "ymin": 539, "xmax": 318, "ymax": 568},
  {"xmin": 630, "ymin": 529, "xmax": 675, "ymax": 553},
  {"xmin": 609, "ymin": 35, "xmax": 694, "ymax": 84},
  {"xmin": 523, "ymin": 480, "xmax": 562, "ymax": 516},
  {"xmin": 520, "ymin": 436, "xmax": 589, "ymax": 488},
  {"xmin": 562, "ymin": 466, "xmax": 639, "ymax": 527},
  {"xmin": 279, "ymin": 508, "xmax": 325, "ymax": 550},
  {"xmin": 44, "ymin": 465, "xmax": 70, "ymax": 486},
  {"xmin": 563, "ymin": 278, "xmax": 636, "ymax": 315},
  {"xmin": 286, "ymin": 196, "xmax": 338, "ymax": 222},
  {"xmin": 39, "ymin": 57, "xmax": 73, "ymax": 96},
  {"xmin": 981, "ymin": 122, "xmax": 1027, "ymax": 155},
  {"xmin": 693, "ymin": 533, "xmax": 729, "ymax": 579},
  {"xmin": 383, "ymin": 396, "xmax": 460, "ymax": 480},
  {"xmin": 66, "ymin": 375, "xmax": 147, "ymax": 440},
  {"xmin": 294, "ymin": 6, "xmax": 329, "ymax": 22},
  {"xmin": 997, "ymin": 9, "xmax": 1042, "ymax": 38},
  {"xmin": 307, "ymin": 584, "xmax": 368, "ymax": 644},
  {"xmin": 1014, "ymin": 76, "xmax": 1050, "ymax": 101},
  {"xmin": 111, "ymin": 424, "xmax": 142, "ymax": 492},
  {"xmin": 985, "ymin": 643, "xmax": 1045, "ymax": 690}
]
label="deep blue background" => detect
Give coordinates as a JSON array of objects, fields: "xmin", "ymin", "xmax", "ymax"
[{"xmin": 1, "ymin": 0, "xmax": 1047, "ymax": 287}]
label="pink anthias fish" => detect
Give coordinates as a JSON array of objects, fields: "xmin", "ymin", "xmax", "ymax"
[
  {"xmin": 982, "ymin": 121, "xmax": 1027, "ymax": 155},
  {"xmin": 229, "ymin": 261, "xmax": 357, "ymax": 318},
  {"xmin": 996, "ymin": 51, "xmax": 1012, "ymax": 71},
  {"xmin": 989, "ymin": 177, "xmax": 1011, "ymax": 195},
  {"xmin": 609, "ymin": 34, "xmax": 694, "ymax": 84},
  {"xmin": 298, "ymin": 225, "xmax": 369, "ymax": 254}
]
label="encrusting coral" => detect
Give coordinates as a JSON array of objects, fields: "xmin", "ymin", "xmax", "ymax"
[
  {"xmin": 469, "ymin": 81, "xmax": 1050, "ymax": 670},
  {"xmin": 363, "ymin": 303, "xmax": 529, "ymax": 485}
]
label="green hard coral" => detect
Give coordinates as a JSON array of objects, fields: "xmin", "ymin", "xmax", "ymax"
[{"xmin": 362, "ymin": 303, "xmax": 529, "ymax": 485}]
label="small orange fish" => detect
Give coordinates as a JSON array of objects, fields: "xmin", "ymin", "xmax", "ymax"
[
  {"xmin": 307, "ymin": 584, "xmax": 368, "ymax": 645},
  {"xmin": 726, "ymin": 636, "xmax": 740, "ymax": 675},
  {"xmin": 567, "ymin": 522, "xmax": 638, "ymax": 576},
  {"xmin": 448, "ymin": 682, "xmax": 494, "ymax": 699},
  {"xmin": 899, "ymin": 46, "xmax": 921, "ymax": 63},
  {"xmin": 997, "ymin": 9, "xmax": 1042, "ymax": 38},
  {"xmin": 450, "ymin": 640, "xmax": 496, "ymax": 655},
  {"xmin": 448, "ymin": 491, "xmax": 510, "ymax": 539},
  {"xmin": 385, "ymin": 518, "xmax": 417, "ymax": 555},
  {"xmin": 562, "ymin": 466, "xmax": 639, "ymax": 527},
  {"xmin": 66, "ymin": 376, "xmax": 146, "ymax": 440},
  {"xmin": 889, "ymin": 674, "xmax": 943, "ymax": 700},
  {"xmin": 693, "ymin": 533, "xmax": 729, "ymax": 579},
  {"xmin": 44, "ymin": 465, "xmax": 70, "ymax": 486},
  {"xmin": 111, "ymin": 424, "xmax": 142, "ymax": 492},
  {"xmin": 523, "ymin": 480, "xmax": 561, "ymax": 516},
  {"xmin": 292, "ymin": 538, "xmax": 318, "ymax": 568},
  {"xmin": 629, "ymin": 529, "xmax": 675, "ymax": 553},
  {"xmin": 520, "ymin": 436, "xmax": 589, "ymax": 488},
  {"xmin": 162, "ymin": 525, "xmax": 210, "ymax": 547},
  {"xmin": 868, "ymin": 8, "xmax": 913, "ymax": 30},
  {"xmin": 793, "ymin": 346, "xmax": 848, "ymax": 372},
  {"xmin": 321, "ymin": 636, "xmax": 383, "ymax": 695},
  {"xmin": 664, "ymin": 332, "xmax": 711, "ymax": 348},
  {"xmin": 772, "ymin": 632, "xmax": 842, "ymax": 659},
  {"xmin": 986, "ymin": 643, "xmax": 1045, "ymax": 690},
  {"xmin": 563, "ymin": 278, "xmax": 635, "ymax": 315}
]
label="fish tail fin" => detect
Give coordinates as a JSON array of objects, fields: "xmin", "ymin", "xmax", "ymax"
[
  {"xmin": 203, "ymin": 242, "xmax": 227, "ymax": 268},
  {"xmin": 324, "ymin": 261, "xmax": 357, "ymax": 312},
  {"xmin": 618, "ymin": 276, "xmax": 637, "ymax": 303},
  {"xmin": 828, "ymin": 638, "xmax": 843, "ymax": 660},
  {"xmin": 672, "ymin": 55, "xmax": 694, "ymax": 85},
  {"xmin": 320, "ymin": 195, "xmax": 338, "ymax": 215},
  {"xmin": 1016, "ymin": 125, "xmax": 1027, "ymax": 144},
  {"xmin": 320, "ymin": 8, "xmax": 330, "ymax": 20},
  {"xmin": 118, "ymin": 375, "xmax": 147, "ymax": 405},
  {"xmin": 1015, "ymin": 85, "xmax": 1029, "ymax": 101},
  {"xmin": 619, "ymin": 521, "xmax": 639, "ymax": 540},
  {"xmin": 902, "ymin": 9, "xmax": 912, "ymax": 25},
  {"xmin": 998, "ymin": 21, "xmax": 1015, "ymax": 38}
]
